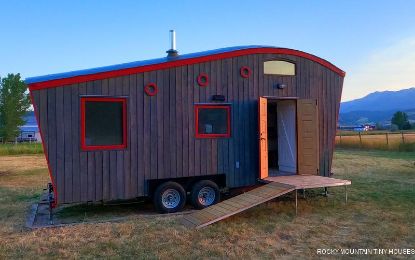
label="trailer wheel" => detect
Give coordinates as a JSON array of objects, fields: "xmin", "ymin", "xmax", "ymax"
[
  {"xmin": 190, "ymin": 180, "xmax": 220, "ymax": 209},
  {"xmin": 153, "ymin": 182, "xmax": 186, "ymax": 213}
]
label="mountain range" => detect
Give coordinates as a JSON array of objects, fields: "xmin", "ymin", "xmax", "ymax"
[{"xmin": 339, "ymin": 88, "xmax": 415, "ymax": 125}]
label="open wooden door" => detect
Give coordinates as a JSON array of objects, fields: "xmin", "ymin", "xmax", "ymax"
[
  {"xmin": 297, "ymin": 99, "xmax": 319, "ymax": 175},
  {"xmin": 259, "ymin": 97, "xmax": 268, "ymax": 179}
]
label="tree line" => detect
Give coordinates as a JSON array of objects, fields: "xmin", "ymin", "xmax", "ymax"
[
  {"xmin": 0, "ymin": 74, "xmax": 30, "ymax": 142},
  {"xmin": 391, "ymin": 111, "xmax": 413, "ymax": 130}
]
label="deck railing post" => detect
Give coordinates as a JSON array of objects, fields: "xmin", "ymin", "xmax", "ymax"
[{"xmin": 345, "ymin": 185, "xmax": 348, "ymax": 204}]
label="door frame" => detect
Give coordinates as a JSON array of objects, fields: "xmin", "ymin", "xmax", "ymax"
[{"xmin": 259, "ymin": 96, "xmax": 299, "ymax": 179}]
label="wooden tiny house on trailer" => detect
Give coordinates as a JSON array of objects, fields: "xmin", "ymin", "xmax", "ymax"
[{"xmin": 26, "ymin": 43, "xmax": 346, "ymax": 214}]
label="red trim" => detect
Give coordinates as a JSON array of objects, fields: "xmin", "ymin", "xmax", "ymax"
[
  {"xmin": 197, "ymin": 73, "xmax": 209, "ymax": 87},
  {"xmin": 28, "ymin": 47, "xmax": 345, "ymax": 91},
  {"xmin": 144, "ymin": 82, "xmax": 158, "ymax": 96},
  {"xmin": 29, "ymin": 91, "xmax": 58, "ymax": 207},
  {"xmin": 195, "ymin": 104, "xmax": 231, "ymax": 138},
  {"xmin": 240, "ymin": 66, "xmax": 251, "ymax": 78},
  {"xmin": 80, "ymin": 97, "xmax": 127, "ymax": 151}
]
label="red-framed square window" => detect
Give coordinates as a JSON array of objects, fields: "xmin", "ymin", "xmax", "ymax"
[
  {"xmin": 81, "ymin": 97, "xmax": 127, "ymax": 151},
  {"xmin": 195, "ymin": 104, "xmax": 231, "ymax": 138}
]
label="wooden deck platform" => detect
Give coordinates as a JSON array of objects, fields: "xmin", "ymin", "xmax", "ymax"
[
  {"xmin": 181, "ymin": 175, "xmax": 351, "ymax": 229},
  {"xmin": 264, "ymin": 175, "xmax": 351, "ymax": 189},
  {"xmin": 181, "ymin": 182, "xmax": 295, "ymax": 229}
]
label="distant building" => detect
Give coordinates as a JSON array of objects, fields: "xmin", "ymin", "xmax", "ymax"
[
  {"xmin": 17, "ymin": 112, "xmax": 41, "ymax": 142},
  {"xmin": 337, "ymin": 124, "xmax": 375, "ymax": 132},
  {"xmin": 365, "ymin": 124, "xmax": 376, "ymax": 131}
]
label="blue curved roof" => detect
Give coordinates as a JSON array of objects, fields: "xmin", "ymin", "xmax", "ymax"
[{"xmin": 25, "ymin": 45, "xmax": 274, "ymax": 84}]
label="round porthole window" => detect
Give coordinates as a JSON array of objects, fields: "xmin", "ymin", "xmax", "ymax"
[
  {"xmin": 144, "ymin": 83, "xmax": 158, "ymax": 96},
  {"xmin": 197, "ymin": 73, "xmax": 209, "ymax": 87},
  {"xmin": 240, "ymin": 66, "xmax": 251, "ymax": 78}
]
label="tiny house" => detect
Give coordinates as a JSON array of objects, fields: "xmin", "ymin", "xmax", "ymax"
[{"xmin": 26, "ymin": 42, "xmax": 345, "ymax": 213}]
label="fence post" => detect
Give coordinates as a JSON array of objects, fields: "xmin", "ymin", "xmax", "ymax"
[
  {"xmin": 339, "ymin": 132, "xmax": 342, "ymax": 145},
  {"xmin": 359, "ymin": 132, "xmax": 362, "ymax": 148},
  {"xmin": 386, "ymin": 133, "xmax": 389, "ymax": 148},
  {"xmin": 401, "ymin": 132, "xmax": 405, "ymax": 144}
]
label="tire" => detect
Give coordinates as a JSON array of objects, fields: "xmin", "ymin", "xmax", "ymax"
[
  {"xmin": 153, "ymin": 182, "xmax": 186, "ymax": 213},
  {"xmin": 190, "ymin": 180, "xmax": 220, "ymax": 209}
]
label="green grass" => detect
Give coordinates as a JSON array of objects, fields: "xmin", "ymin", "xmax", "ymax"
[
  {"xmin": 0, "ymin": 151, "xmax": 414, "ymax": 258},
  {"xmin": 398, "ymin": 142, "xmax": 415, "ymax": 152},
  {"xmin": 0, "ymin": 143, "xmax": 43, "ymax": 155}
]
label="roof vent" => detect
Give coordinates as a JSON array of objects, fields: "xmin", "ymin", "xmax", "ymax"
[{"xmin": 166, "ymin": 30, "xmax": 178, "ymax": 58}]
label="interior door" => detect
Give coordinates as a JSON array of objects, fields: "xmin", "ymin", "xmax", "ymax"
[
  {"xmin": 277, "ymin": 100, "xmax": 297, "ymax": 173},
  {"xmin": 297, "ymin": 99, "xmax": 319, "ymax": 175},
  {"xmin": 259, "ymin": 97, "xmax": 268, "ymax": 179}
]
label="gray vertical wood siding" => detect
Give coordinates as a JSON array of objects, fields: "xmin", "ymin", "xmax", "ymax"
[{"xmin": 31, "ymin": 53, "xmax": 343, "ymax": 204}]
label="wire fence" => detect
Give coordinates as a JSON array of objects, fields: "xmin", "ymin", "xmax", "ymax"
[
  {"xmin": 335, "ymin": 132, "xmax": 415, "ymax": 151},
  {"xmin": 0, "ymin": 137, "xmax": 38, "ymax": 144}
]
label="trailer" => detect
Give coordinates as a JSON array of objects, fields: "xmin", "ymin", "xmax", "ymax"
[{"xmin": 26, "ymin": 38, "xmax": 348, "ymax": 215}]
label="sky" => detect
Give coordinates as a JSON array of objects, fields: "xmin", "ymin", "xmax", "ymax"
[{"xmin": 1, "ymin": 0, "xmax": 414, "ymax": 101}]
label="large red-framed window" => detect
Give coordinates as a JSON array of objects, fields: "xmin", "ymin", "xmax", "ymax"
[
  {"xmin": 195, "ymin": 104, "xmax": 231, "ymax": 138},
  {"xmin": 81, "ymin": 97, "xmax": 127, "ymax": 151}
]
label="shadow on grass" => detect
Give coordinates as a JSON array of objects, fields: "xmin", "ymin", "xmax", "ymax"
[
  {"xmin": 54, "ymin": 200, "xmax": 154, "ymax": 223},
  {"xmin": 335, "ymin": 148, "xmax": 415, "ymax": 160}
]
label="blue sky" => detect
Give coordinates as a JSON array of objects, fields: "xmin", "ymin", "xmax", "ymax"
[{"xmin": 1, "ymin": 0, "xmax": 414, "ymax": 101}]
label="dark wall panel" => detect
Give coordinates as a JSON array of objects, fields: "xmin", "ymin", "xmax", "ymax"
[{"xmin": 32, "ymin": 52, "xmax": 343, "ymax": 204}]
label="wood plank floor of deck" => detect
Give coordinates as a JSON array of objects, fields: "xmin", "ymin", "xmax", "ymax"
[
  {"xmin": 181, "ymin": 182, "xmax": 295, "ymax": 229},
  {"xmin": 264, "ymin": 175, "xmax": 351, "ymax": 189}
]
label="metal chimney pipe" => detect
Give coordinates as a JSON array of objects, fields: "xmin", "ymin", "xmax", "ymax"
[
  {"xmin": 166, "ymin": 30, "xmax": 178, "ymax": 57},
  {"xmin": 170, "ymin": 30, "xmax": 176, "ymax": 50}
]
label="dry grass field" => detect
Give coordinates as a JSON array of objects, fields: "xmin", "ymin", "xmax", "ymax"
[
  {"xmin": 0, "ymin": 150, "xmax": 414, "ymax": 258},
  {"xmin": 336, "ymin": 132, "xmax": 415, "ymax": 151}
]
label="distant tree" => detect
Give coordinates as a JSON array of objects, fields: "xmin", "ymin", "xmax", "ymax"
[
  {"xmin": 0, "ymin": 74, "xmax": 30, "ymax": 141},
  {"xmin": 375, "ymin": 122, "xmax": 385, "ymax": 130},
  {"xmin": 391, "ymin": 111, "xmax": 411, "ymax": 130},
  {"xmin": 403, "ymin": 121, "xmax": 412, "ymax": 130},
  {"xmin": 390, "ymin": 124, "xmax": 399, "ymax": 132}
]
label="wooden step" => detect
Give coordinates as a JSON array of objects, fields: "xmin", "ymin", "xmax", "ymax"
[{"xmin": 181, "ymin": 182, "xmax": 295, "ymax": 229}]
